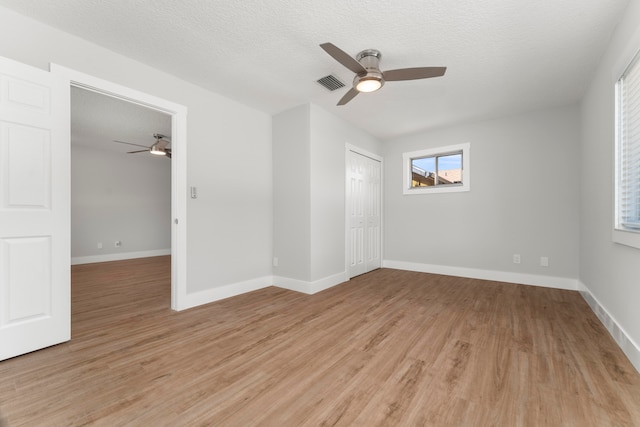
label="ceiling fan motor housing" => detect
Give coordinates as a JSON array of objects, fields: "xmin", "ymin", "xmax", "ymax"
[
  {"xmin": 354, "ymin": 49, "xmax": 384, "ymax": 92},
  {"xmin": 356, "ymin": 49, "xmax": 382, "ymax": 69}
]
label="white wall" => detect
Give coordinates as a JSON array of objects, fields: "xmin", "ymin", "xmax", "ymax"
[
  {"xmin": 383, "ymin": 105, "xmax": 580, "ymax": 287},
  {"xmin": 309, "ymin": 104, "xmax": 381, "ymax": 281},
  {"xmin": 0, "ymin": 6, "xmax": 273, "ymax": 296},
  {"xmin": 272, "ymin": 103, "xmax": 381, "ymax": 289},
  {"xmin": 273, "ymin": 104, "xmax": 311, "ymax": 281},
  {"xmin": 71, "ymin": 145, "xmax": 171, "ymax": 263},
  {"xmin": 579, "ymin": 0, "xmax": 640, "ymax": 370}
]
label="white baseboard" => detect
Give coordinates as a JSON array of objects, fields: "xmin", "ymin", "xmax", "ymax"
[
  {"xmin": 578, "ymin": 281, "xmax": 640, "ymax": 374},
  {"xmin": 178, "ymin": 275, "xmax": 273, "ymax": 311},
  {"xmin": 177, "ymin": 271, "xmax": 347, "ymax": 311},
  {"xmin": 273, "ymin": 271, "xmax": 348, "ymax": 295},
  {"xmin": 71, "ymin": 249, "xmax": 171, "ymax": 265},
  {"xmin": 382, "ymin": 260, "xmax": 578, "ymax": 290}
]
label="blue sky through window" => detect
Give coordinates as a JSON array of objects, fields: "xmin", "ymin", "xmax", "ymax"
[{"xmin": 413, "ymin": 153, "xmax": 462, "ymax": 173}]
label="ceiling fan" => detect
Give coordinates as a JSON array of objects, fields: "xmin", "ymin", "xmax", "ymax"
[
  {"xmin": 113, "ymin": 133, "xmax": 171, "ymax": 158},
  {"xmin": 320, "ymin": 42, "xmax": 447, "ymax": 105}
]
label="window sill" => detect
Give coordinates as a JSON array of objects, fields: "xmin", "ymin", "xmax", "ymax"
[
  {"xmin": 613, "ymin": 228, "xmax": 640, "ymax": 250},
  {"xmin": 404, "ymin": 184, "xmax": 469, "ymax": 195}
]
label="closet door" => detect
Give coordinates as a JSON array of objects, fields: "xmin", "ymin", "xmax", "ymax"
[
  {"xmin": 347, "ymin": 150, "xmax": 381, "ymax": 279},
  {"xmin": 365, "ymin": 156, "xmax": 381, "ymax": 272}
]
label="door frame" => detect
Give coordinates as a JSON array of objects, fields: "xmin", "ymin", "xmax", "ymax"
[
  {"xmin": 51, "ymin": 65, "xmax": 188, "ymax": 311},
  {"xmin": 345, "ymin": 143, "xmax": 383, "ymax": 278}
]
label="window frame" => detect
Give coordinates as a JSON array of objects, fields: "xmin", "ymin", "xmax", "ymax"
[
  {"xmin": 614, "ymin": 48, "xmax": 640, "ymax": 250},
  {"xmin": 402, "ymin": 143, "xmax": 470, "ymax": 195}
]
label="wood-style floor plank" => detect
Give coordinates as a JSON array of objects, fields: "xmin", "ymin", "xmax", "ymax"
[{"xmin": 1, "ymin": 256, "xmax": 639, "ymax": 426}]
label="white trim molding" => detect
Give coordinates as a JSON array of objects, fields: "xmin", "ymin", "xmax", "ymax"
[
  {"xmin": 612, "ymin": 228, "xmax": 640, "ymax": 250},
  {"xmin": 178, "ymin": 276, "xmax": 273, "ymax": 311},
  {"xmin": 345, "ymin": 143, "xmax": 383, "ymax": 163},
  {"xmin": 383, "ymin": 260, "xmax": 578, "ymax": 290},
  {"xmin": 51, "ymin": 63, "xmax": 189, "ymax": 312},
  {"xmin": 71, "ymin": 249, "xmax": 171, "ymax": 265},
  {"xmin": 273, "ymin": 271, "xmax": 348, "ymax": 295},
  {"xmin": 179, "ymin": 271, "xmax": 349, "ymax": 311},
  {"xmin": 578, "ymin": 281, "xmax": 640, "ymax": 373}
]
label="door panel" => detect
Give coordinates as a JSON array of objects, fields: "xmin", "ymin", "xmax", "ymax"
[
  {"xmin": 3, "ymin": 237, "xmax": 51, "ymax": 322},
  {"xmin": 5, "ymin": 124, "xmax": 50, "ymax": 207},
  {"xmin": 347, "ymin": 151, "xmax": 366, "ymax": 277},
  {"xmin": 347, "ymin": 150, "xmax": 381, "ymax": 278},
  {"xmin": 365, "ymin": 157, "xmax": 381, "ymax": 271},
  {"xmin": 0, "ymin": 56, "xmax": 70, "ymax": 361}
]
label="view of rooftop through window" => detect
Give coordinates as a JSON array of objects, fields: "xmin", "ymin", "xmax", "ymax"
[{"xmin": 411, "ymin": 152, "xmax": 463, "ymax": 187}]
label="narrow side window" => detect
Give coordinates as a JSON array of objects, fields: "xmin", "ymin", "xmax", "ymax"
[{"xmin": 614, "ymin": 49, "xmax": 640, "ymax": 249}]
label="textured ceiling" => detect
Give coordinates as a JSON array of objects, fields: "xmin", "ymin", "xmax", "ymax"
[{"xmin": 0, "ymin": 0, "xmax": 630, "ymax": 140}]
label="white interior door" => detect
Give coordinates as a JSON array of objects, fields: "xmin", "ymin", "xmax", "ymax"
[
  {"xmin": 347, "ymin": 150, "xmax": 366, "ymax": 278},
  {"xmin": 365, "ymin": 157, "xmax": 381, "ymax": 272},
  {"xmin": 0, "ymin": 56, "xmax": 70, "ymax": 361},
  {"xmin": 347, "ymin": 149, "xmax": 381, "ymax": 278}
]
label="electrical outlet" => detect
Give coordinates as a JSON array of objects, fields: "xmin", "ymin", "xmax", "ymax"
[
  {"xmin": 115, "ymin": 240, "xmax": 122, "ymax": 248},
  {"xmin": 540, "ymin": 256, "xmax": 549, "ymax": 267},
  {"xmin": 513, "ymin": 254, "xmax": 521, "ymax": 264},
  {"xmin": 97, "ymin": 242, "xmax": 103, "ymax": 249},
  {"xmin": 273, "ymin": 257, "xmax": 279, "ymax": 267}
]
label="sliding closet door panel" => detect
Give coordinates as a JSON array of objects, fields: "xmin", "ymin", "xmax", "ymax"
[{"xmin": 347, "ymin": 150, "xmax": 381, "ymax": 278}]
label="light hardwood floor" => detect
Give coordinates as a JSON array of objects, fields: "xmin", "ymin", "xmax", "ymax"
[{"xmin": 1, "ymin": 256, "xmax": 639, "ymax": 426}]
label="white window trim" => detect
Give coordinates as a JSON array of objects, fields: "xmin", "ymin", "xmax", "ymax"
[
  {"xmin": 613, "ymin": 49, "xmax": 640, "ymax": 250},
  {"xmin": 402, "ymin": 142, "xmax": 470, "ymax": 195},
  {"xmin": 613, "ymin": 229, "xmax": 640, "ymax": 250}
]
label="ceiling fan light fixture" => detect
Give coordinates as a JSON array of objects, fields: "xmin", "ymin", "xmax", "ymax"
[
  {"xmin": 356, "ymin": 77, "xmax": 382, "ymax": 92},
  {"xmin": 354, "ymin": 72, "xmax": 384, "ymax": 93},
  {"xmin": 150, "ymin": 144, "xmax": 166, "ymax": 156}
]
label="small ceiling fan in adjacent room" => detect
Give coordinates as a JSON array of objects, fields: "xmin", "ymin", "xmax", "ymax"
[
  {"xmin": 319, "ymin": 42, "xmax": 447, "ymax": 105},
  {"xmin": 113, "ymin": 133, "xmax": 171, "ymax": 158}
]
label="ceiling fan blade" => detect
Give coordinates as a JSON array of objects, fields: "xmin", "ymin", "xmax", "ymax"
[
  {"xmin": 383, "ymin": 67, "xmax": 447, "ymax": 81},
  {"xmin": 127, "ymin": 149, "xmax": 148, "ymax": 154},
  {"xmin": 114, "ymin": 140, "xmax": 149, "ymax": 148},
  {"xmin": 320, "ymin": 43, "xmax": 367, "ymax": 75},
  {"xmin": 156, "ymin": 139, "xmax": 170, "ymax": 149},
  {"xmin": 337, "ymin": 88, "xmax": 359, "ymax": 106}
]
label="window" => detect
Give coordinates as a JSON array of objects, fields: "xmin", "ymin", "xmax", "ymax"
[
  {"xmin": 615, "ymin": 49, "xmax": 640, "ymax": 249},
  {"xmin": 403, "ymin": 143, "xmax": 470, "ymax": 195}
]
